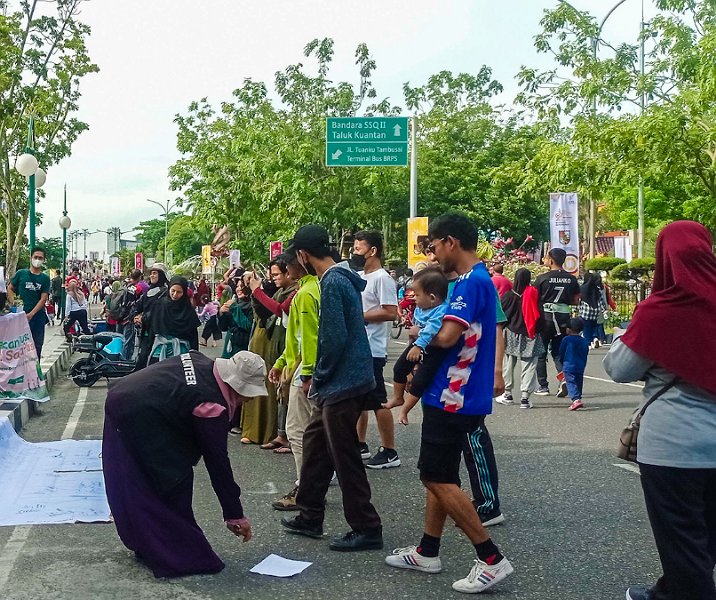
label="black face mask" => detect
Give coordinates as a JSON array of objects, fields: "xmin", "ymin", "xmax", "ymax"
[{"xmin": 350, "ymin": 253, "xmax": 367, "ymax": 271}]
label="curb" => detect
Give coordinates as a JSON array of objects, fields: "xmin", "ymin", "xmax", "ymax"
[{"xmin": 0, "ymin": 341, "xmax": 74, "ymax": 432}]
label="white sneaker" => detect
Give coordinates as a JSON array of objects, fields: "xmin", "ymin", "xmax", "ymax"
[
  {"xmin": 452, "ymin": 557, "xmax": 514, "ymax": 593},
  {"xmin": 495, "ymin": 394, "xmax": 514, "ymax": 405},
  {"xmin": 385, "ymin": 545, "xmax": 442, "ymax": 573}
]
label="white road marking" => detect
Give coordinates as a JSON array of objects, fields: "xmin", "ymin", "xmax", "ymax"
[
  {"xmin": 0, "ymin": 526, "xmax": 31, "ymax": 588},
  {"xmin": 0, "ymin": 386, "xmax": 85, "ymax": 586},
  {"xmin": 613, "ymin": 463, "xmax": 641, "ymax": 475},
  {"xmin": 245, "ymin": 481, "xmax": 278, "ymax": 495},
  {"xmin": 584, "ymin": 375, "xmax": 644, "ymax": 389},
  {"xmin": 62, "ymin": 387, "xmax": 89, "ymax": 440}
]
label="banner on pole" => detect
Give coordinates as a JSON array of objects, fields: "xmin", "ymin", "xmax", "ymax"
[
  {"xmin": 549, "ymin": 192, "xmax": 580, "ymax": 274},
  {"xmin": 201, "ymin": 245, "xmax": 212, "ymax": 275},
  {"xmin": 0, "ymin": 312, "xmax": 49, "ymax": 402},
  {"xmin": 134, "ymin": 252, "xmax": 143, "ymax": 272},
  {"xmin": 269, "ymin": 241, "xmax": 283, "ymax": 260},
  {"xmin": 110, "ymin": 256, "xmax": 121, "ymax": 276},
  {"xmin": 407, "ymin": 217, "xmax": 430, "ymax": 271},
  {"xmin": 229, "ymin": 249, "xmax": 241, "ymax": 269}
]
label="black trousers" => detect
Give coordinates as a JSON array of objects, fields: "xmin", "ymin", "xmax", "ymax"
[
  {"xmin": 462, "ymin": 420, "xmax": 500, "ymax": 516},
  {"xmin": 201, "ymin": 315, "xmax": 222, "ymax": 341},
  {"xmin": 639, "ymin": 462, "xmax": 716, "ymax": 600},
  {"xmin": 537, "ymin": 316, "xmax": 567, "ymax": 387},
  {"xmin": 296, "ymin": 395, "xmax": 382, "ymax": 532},
  {"xmin": 64, "ymin": 309, "xmax": 90, "ymax": 336},
  {"xmin": 393, "ymin": 343, "xmax": 448, "ymax": 399}
]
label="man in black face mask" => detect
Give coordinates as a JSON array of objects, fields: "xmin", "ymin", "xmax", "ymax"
[{"xmin": 351, "ymin": 231, "xmax": 400, "ymax": 469}]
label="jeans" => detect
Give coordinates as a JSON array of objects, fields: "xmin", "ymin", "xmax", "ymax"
[
  {"xmin": 28, "ymin": 311, "xmax": 48, "ymax": 359},
  {"xmin": 563, "ymin": 370, "xmax": 584, "ymax": 400},
  {"xmin": 581, "ymin": 319, "xmax": 599, "ymax": 344},
  {"xmin": 64, "ymin": 309, "xmax": 90, "ymax": 337},
  {"xmin": 122, "ymin": 321, "xmax": 137, "ymax": 360},
  {"xmin": 639, "ymin": 463, "xmax": 716, "ymax": 600}
]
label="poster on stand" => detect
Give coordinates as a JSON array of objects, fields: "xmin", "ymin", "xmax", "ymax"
[
  {"xmin": 269, "ymin": 241, "xmax": 283, "ymax": 260},
  {"xmin": 134, "ymin": 252, "xmax": 143, "ymax": 272},
  {"xmin": 0, "ymin": 311, "xmax": 49, "ymax": 402},
  {"xmin": 549, "ymin": 192, "xmax": 580, "ymax": 275},
  {"xmin": 407, "ymin": 217, "xmax": 429, "ymax": 271},
  {"xmin": 110, "ymin": 256, "xmax": 121, "ymax": 277},
  {"xmin": 201, "ymin": 245, "xmax": 212, "ymax": 275}
]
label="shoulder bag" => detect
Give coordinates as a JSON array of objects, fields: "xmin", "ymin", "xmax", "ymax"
[{"xmin": 617, "ymin": 378, "xmax": 679, "ymax": 463}]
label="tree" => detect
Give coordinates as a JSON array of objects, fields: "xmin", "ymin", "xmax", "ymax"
[
  {"xmin": 36, "ymin": 236, "xmax": 63, "ymax": 269},
  {"xmin": 517, "ymin": 0, "xmax": 716, "ymax": 236},
  {"xmin": 0, "ymin": 0, "xmax": 98, "ymax": 277},
  {"xmin": 164, "ymin": 215, "xmax": 212, "ymax": 263},
  {"xmin": 134, "ymin": 214, "xmax": 181, "ymax": 258}
]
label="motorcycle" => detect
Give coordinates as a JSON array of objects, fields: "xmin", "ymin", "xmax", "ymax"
[{"xmin": 69, "ymin": 332, "xmax": 136, "ymax": 387}]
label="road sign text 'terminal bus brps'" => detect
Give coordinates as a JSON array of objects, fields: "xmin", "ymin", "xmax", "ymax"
[{"xmin": 326, "ymin": 116, "xmax": 409, "ymax": 167}]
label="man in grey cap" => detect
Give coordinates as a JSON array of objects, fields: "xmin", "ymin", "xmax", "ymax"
[
  {"xmin": 131, "ymin": 262, "xmax": 170, "ymax": 370},
  {"xmin": 102, "ymin": 349, "xmax": 267, "ymax": 578}
]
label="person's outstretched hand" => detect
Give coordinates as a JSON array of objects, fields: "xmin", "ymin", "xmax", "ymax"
[{"xmin": 226, "ymin": 517, "xmax": 252, "ymax": 542}]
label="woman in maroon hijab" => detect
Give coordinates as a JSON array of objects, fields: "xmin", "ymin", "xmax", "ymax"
[{"xmin": 604, "ymin": 221, "xmax": 716, "ymax": 600}]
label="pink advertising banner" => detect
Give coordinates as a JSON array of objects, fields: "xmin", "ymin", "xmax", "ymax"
[{"xmin": 0, "ymin": 312, "xmax": 49, "ymax": 402}]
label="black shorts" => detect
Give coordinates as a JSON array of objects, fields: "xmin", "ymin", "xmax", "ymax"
[
  {"xmin": 362, "ymin": 357, "xmax": 387, "ymax": 411},
  {"xmin": 418, "ymin": 404, "xmax": 484, "ymax": 486},
  {"xmin": 393, "ymin": 343, "xmax": 448, "ymax": 399}
]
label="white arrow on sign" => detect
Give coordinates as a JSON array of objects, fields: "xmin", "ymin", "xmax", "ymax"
[
  {"xmin": 393, "ymin": 124, "xmax": 402, "ymax": 136},
  {"xmin": 331, "ymin": 149, "xmax": 342, "ymax": 160}
]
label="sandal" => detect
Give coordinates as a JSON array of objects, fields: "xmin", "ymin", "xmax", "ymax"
[
  {"xmin": 260, "ymin": 440, "xmax": 282, "ymax": 450},
  {"xmin": 199, "ymin": 341, "xmax": 208, "ymax": 347},
  {"xmin": 240, "ymin": 437, "xmax": 253, "ymax": 444},
  {"xmin": 273, "ymin": 445, "xmax": 293, "ymax": 454}
]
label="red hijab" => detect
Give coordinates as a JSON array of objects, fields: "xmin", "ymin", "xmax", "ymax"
[{"xmin": 621, "ymin": 221, "xmax": 716, "ymax": 394}]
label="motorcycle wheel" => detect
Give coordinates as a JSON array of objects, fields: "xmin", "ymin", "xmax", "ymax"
[
  {"xmin": 390, "ymin": 317, "xmax": 403, "ymax": 340},
  {"xmin": 70, "ymin": 357, "xmax": 100, "ymax": 387}
]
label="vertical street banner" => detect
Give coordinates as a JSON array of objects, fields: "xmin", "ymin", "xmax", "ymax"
[
  {"xmin": 549, "ymin": 192, "xmax": 580, "ymax": 274},
  {"xmin": 134, "ymin": 252, "xmax": 143, "ymax": 272},
  {"xmin": 0, "ymin": 312, "xmax": 49, "ymax": 402},
  {"xmin": 269, "ymin": 241, "xmax": 283, "ymax": 260},
  {"xmin": 407, "ymin": 217, "xmax": 430, "ymax": 271},
  {"xmin": 229, "ymin": 249, "xmax": 241, "ymax": 268},
  {"xmin": 110, "ymin": 256, "xmax": 121, "ymax": 276},
  {"xmin": 201, "ymin": 245, "xmax": 212, "ymax": 275}
]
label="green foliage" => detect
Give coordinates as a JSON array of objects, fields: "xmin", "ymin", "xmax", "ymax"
[
  {"xmin": 135, "ymin": 214, "xmax": 181, "ymax": 258},
  {"xmin": 584, "ymin": 257, "xmax": 626, "ymax": 272},
  {"xmin": 36, "ymin": 236, "xmax": 64, "ymax": 269},
  {"xmin": 518, "ymin": 0, "xmax": 716, "ymax": 240},
  {"xmin": 0, "ymin": 1, "xmax": 98, "ymax": 277},
  {"xmin": 169, "ymin": 40, "xmax": 552, "ymax": 264},
  {"xmin": 610, "ymin": 258, "xmax": 656, "ymax": 281},
  {"xmin": 165, "ymin": 215, "xmax": 212, "ymax": 264}
]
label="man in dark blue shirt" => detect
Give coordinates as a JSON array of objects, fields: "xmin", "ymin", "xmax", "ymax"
[{"xmin": 558, "ymin": 317, "xmax": 590, "ymax": 410}]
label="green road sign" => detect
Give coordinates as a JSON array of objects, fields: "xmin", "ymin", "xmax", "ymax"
[{"xmin": 326, "ymin": 116, "xmax": 409, "ymax": 167}]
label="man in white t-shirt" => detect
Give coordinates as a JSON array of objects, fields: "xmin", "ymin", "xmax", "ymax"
[{"xmin": 352, "ymin": 230, "xmax": 400, "ymax": 468}]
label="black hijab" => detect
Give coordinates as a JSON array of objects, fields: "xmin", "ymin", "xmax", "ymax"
[
  {"xmin": 580, "ymin": 273, "xmax": 602, "ymax": 308},
  {"xmin": 501, "ymin": 268, "xmax": 530, "ymax": 334},
  {"xmin": 151, "ymin": 276, "xmax": 200, "ymax": 340}
]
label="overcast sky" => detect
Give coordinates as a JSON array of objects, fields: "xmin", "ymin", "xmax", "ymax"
[{"xmin": 33, "ymin": 0, "xmax": 652, "ymax": 258}]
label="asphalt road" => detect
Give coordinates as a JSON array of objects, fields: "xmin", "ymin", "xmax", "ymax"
[{"xmin": 0, "ymin": 336, "xmax": 664, "ymax": 600}]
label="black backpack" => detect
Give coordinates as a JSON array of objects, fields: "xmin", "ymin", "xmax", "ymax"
[{"xmin": 108, "ymin": 286, "xmax": 133, "ymax": 321}]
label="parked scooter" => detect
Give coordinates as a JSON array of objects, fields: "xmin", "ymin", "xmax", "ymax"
[{"xmin": 69, "ymin": 332, "xmax": 136, "ymax": 387}]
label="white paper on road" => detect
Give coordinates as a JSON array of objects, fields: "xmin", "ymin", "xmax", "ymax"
[
  {"xmin": 250, "ymin": 554, "xmax": 312, "ymax": 577},
  {"xmin": 0, "ymin": 417, "xmax": 111, "ymax": 526}
]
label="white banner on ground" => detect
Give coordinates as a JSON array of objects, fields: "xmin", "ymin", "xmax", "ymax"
[
  {"xmin": 549, "ymin": 192, "xmax": 580, "ymax": 274},
  {"xmin": 0, "ymin": 312, "xmax": 48, "ymax": 402},
  {"xmin": 0, "ymin": 417, "xmax": 111, "ymax": 525}
]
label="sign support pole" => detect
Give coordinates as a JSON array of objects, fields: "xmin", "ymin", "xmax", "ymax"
[{"xmin": 409, "ymin": 117, "xmax": 418, "ymax": 219}]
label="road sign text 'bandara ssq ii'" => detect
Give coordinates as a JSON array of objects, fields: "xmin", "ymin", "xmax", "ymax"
[{"xmin": 326, "ymin": 117, "xmax": 409, "ymax": 167}]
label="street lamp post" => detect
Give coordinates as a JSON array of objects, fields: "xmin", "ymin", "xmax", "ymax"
[
  {"xmin": 146, "ymin": 199, "xmax": 178, "ymax": 263},
  {"xmin": 15, "ymin": 116, "xmax": 47, "ymax": 251},
  {"xmin": 561, "ymin": 0, "xmax": 643, "ymax": 259},
  {"xmin": 59, "ymin": 185, "xmax": 71, "ymax": 320}
]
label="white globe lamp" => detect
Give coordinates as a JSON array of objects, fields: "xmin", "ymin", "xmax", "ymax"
[
  {"xmin": 34, "ymin": 167, "xmax": 46, "ymax": 188},
  {"xmin": 59, "ymin": 215, "xmax": 71, "ymax": 230},
  {"xmin": 15, "ymin": 153, "xmax": 38, "ymax": 177}
]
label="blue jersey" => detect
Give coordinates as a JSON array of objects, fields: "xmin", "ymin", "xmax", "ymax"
[{"xmin": 422, "ymin": 262, "xmax": 497, "ymax": 415}]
